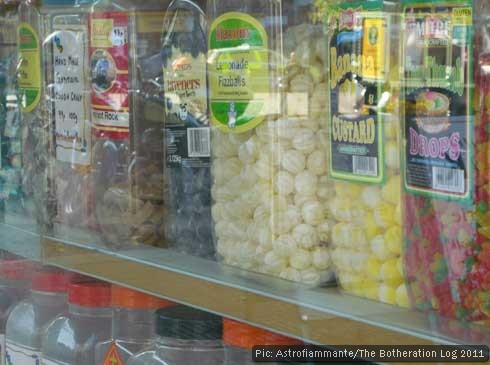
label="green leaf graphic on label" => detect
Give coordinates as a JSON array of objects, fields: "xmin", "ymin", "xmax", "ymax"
[
  {"xmin": 208, "ymin": 12, "xmax": 270, "ymax": 134},
  {"xmin": 18, "ymin": 23, "xmax": 41, "ymax": 113}
]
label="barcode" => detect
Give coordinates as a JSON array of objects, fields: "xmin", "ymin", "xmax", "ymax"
[
  {"xmin": 187, "ymin": 127, "xmax": 211, "ymax": 158},
  {"xmin": 432, "ymin": 167, "xmax": 465, "ymax": 194},
  {"xmin": 352, "ymin": 156, "xmax": 378, "ymax": 176}
]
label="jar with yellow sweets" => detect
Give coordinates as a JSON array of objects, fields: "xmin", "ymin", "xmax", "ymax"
[{"xmin": 326, "ymin": 0, "xmax": 408, "ymax": 307}]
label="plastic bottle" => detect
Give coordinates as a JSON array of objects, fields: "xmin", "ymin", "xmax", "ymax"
[
  {"xmin": 5, "ymin": 268, "xmax": 69, "ymax": 365},
  {"xmin": 127, "ymin": 306, "xmax": 224, "ymax": 365},
  {"xmin": 0, "ymin": 259, "xmax": 36, "ymax": 365},
  {"xmin": 41, "ymin": 281, "xmax": 112, "ymax": 365},
  {"xmin": 223, "ymin": 318, "xmax": 301, "ymax": 365},
  {"xmin": 162, "ymin": 0, "xmax": 214, "ymax": 258},
  {"xmin": 95, "ymin": 285, "xmax": 176, "ymax": 365}
]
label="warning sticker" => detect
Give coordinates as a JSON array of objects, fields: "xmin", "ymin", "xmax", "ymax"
[{"xmin": 102, "ymin": 343, "xmax": 123, "ymax": 365}]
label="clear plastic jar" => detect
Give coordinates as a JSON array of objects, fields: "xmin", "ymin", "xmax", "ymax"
[
  {"xmin": 208, "ymin": 0, "xmax": 334, "ymax": 286},
  {"xmin": 127, "ymin": 306, "xmax": 224, "ymax": 365},
  {"xmin": 5, "ymin": 268, "xmax": 69, "ymax": 364},
  {"xmin": 89, "ymin": 0, "xmax": 169, "ymax": 248},
  {"xmin": 162, "ymin": 0, "xmax": 214, "ymax": 258},
  {"xmin": 223, "ymin": 318, "xmax": 301, "ymax": 365},
  {"xmin": 95, "ymin": 285, "xmax": 176, "ymax": 364},
  {"xmin": 41, "ymin": 280, "xmax": 112, "ymax": 365},
  {"xmin": 0, "ymin": 259, "xmax": 36, "ymax": 365}
]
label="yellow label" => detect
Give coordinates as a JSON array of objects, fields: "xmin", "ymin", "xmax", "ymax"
[
  {"xmin": 18, "ymin": 23, "xmax": 41, "ymax": 112},
  {"xmin": 362, "ymin": 18, "xmax": 386, "ymax": 80},
  {"xmin": 452, "ymin": 7, "xmax": 472, "ymax": 25},
  {"xmin": 91, "ymin": 18, "xmax": 113, "ymax": 48}
]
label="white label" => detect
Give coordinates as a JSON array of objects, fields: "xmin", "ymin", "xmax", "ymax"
[
  {"xmin": 5, "ymin": 342, "xmax": 41, "ymax": 365},
  {"xmin": 1, "ymin": 334, "xmax": 5, "ymax": 365},
  {"xmin": 53, "ymin": 25, "xmax": 91, "ymax": 166}
]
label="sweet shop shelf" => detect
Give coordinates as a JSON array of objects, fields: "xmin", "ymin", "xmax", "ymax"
[
  {"xmin": 41, "ymin": 237, "xmax": 490, "ymax": 348},
  {"xmin": 0, "ymin": 220, "xmax": 41, "ymax": 261}
]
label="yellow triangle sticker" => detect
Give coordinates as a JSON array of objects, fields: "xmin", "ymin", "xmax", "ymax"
[{"xmin": 103, "ymin": 342, "xmax": 124, "ymax": 365}]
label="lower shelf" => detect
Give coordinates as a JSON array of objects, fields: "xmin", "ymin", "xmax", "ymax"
[{"xmin": 42, "ymin": 237, "xmax": 490, "ymax": 348}]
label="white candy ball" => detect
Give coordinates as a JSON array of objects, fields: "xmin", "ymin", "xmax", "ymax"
[
  {"xmin": 281, "ymin": 149, "xmax": 306, "ymax": 175},
  {"xmin": 317, "ymin": 221, "xmax": 331, "ymax": 242},
  {"xmin": 293, "ymin": 129, "xmax": 316, "ymax": 154},
  {"xmin": 254, "ymin": 205, "xmax": 270, "ymax": 223},
  {"xmin": 255, "ymin": 156, "xmax": 273, "ymax": 181},
  {"xmin": 295, "ymin": 171, "xmax": 318, "ymax": 196},
  {"xmin": 289, "ymin": 248, "xmax": 313, "ymax": 270},
  {"xmin": 293, "ymin": 224, "xmax": 319, "ymax": 249},
  {"xmin": 317, "ymin": 129, "xmax": 329, "ymax": 149},
  {"xmin": 264, "ymin": 251, "xmax": 288, "ymax": 273},
  {"xmin": 257, "ymin": 225, "xmax": 273, "ymax": 248},
  {"xmin": 272, "ymin": 235, "xmax": 298, "ymax": 258},
  {"xmin": 301, "ymin": 201, "xmax": 325, "ymax": 226},
  {"xmin": 312, "ymin": 247, "xmax": 331, "ymax": 270},
  {"xmin": 279, "ymin": 267, "xmax": 302, "ymax": 282},
  {"xmin": 277, "ymin": 119, "xmax": 301, "ymax": 139},
  {"xmin": 307, "ymin": 150, "xmax": 327, "ymax": 176},
  {"xmin": 256, "ymin": 121, "xmax": 275, "ymax": 142},
  {"xmin": 362, "ymin": 185, "xmax": 382, "ymax": 209},
  {"xmin": 276, "ymin": 171, "xmax": 295, "ymax": 195},
  {"xmin": 300, "ymin": 268, "xmax": 321, "ymax": 286},
  {"xmin": 294, "ymin": 194, "xmax": 311, "ymax": 208}
]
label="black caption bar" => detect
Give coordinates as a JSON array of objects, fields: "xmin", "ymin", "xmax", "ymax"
[{"xmin": 252, "ymin": 345, "xmax": 489, "ymax": 363}]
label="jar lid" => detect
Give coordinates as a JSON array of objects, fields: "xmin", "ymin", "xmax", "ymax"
[
  {"xmin": 112, "ymin": 285, "xmax": 176, "ymax": 310},
  {"xmin": 156, "ymin": 306, "xmax": 222, "ymax": 341},
  {"xmin": 0, "ymin": 260, "xmax": 37, "ymax": 281},
  {"xmin": 32, "ymin": 268, "xmax": 70, "ymax": 293},
  {"xmin": 223, "ymin": 319, "xmax": 301, "ymax": 349},
  {"xmin": 68, "ymin": 281, "xmax": 111, "ymax": 307}
]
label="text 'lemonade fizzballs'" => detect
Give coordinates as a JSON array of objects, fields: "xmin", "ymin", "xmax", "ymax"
[
  {"xmin": 223, "ymin": 318, "xmax": 302, "ymax": 365},
  {"xmin": 403, "ymin": 0, "xmax": 490, "ymax": 320},
  {"xmin": 5, "ymin": 268, "xmax": 70, "ymax": 365},
  {"xmin": 41, "ymin": 280, "xmax": 112, "ymax": 365},
  {"xmin": 0, "ymin": 259, "xmax": 36, "ymax": 365},
  {"xmin": 210, "ymin": 0, "xmax": 334, "ymax": 286},
  {"xmin": 127, "ymin": 306, "xmax": 224, "ymax": 365},
  {"xmin": 95, "ymin": 285, "xmax": 176, "ymax": 365},
  {"xmin": 162, "ymin": 0, "xmax": 214, "ymax": 259},
  {"xmin": 326, "ymin": 0, "xmax": 408, "ymax": 306}
]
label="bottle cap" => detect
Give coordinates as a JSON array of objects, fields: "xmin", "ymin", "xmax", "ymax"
[
  {"xmin": 112, "ymin": 285, "xmax": 177, "ymax": 310},
  {"xmin": 0, "ymin": 260, "xmax": 37, "ymax": 281},
  {"xmin": 156, "ymin": 306, "xmax": 222, "ymax": 340},
  {"xmin": 223, "ymin": 319, "xmax": 301, "ymax": 349},
  {"xmin": 32, "ymin": 268, "xmax": 70, "ymax": 293},
  {"xmin": 68, "ymin": 281, "xmax": 111, "ymax": 307}
]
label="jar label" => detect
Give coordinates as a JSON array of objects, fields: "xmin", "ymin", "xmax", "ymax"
[
  {"xmin": 89, "ymin": 12, "xmax": 130, "ymax": 139},
  {"xmin": 18, "ymin": 23, "xmax": 41, "ymax": 113},
  {"xmin": 163, "ymin": 6, "xmax": 210, "ymax": 168},
  {"xmin": 53, "ymin": 24, "xmax": 91, "ymax": 165},
  {"xmin": 328, "ymin": 2, "xmax": 388, "ymax": 184},
  {"xmin": 402, "ymin": 1, "xmax": 473, "ymax": 200},
  {"xmin": 5, "ymin": 342, "xmax": 40, "ymax": 365},
  {"xmin": 208, "ymin": 12, "xmax": 271, "ymax": 134}
]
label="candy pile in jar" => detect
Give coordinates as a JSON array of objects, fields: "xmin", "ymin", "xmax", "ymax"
[
  {"xmin": 212, "ymin": 21, "xmax": 334, "ymax": 287},
  {"xmin": 327, "ymin": 1, "xmax": 409, "ymax": 306},
  {"xmin": 403, "ymin": 2, "xmax": 490, "ymax": 320}
]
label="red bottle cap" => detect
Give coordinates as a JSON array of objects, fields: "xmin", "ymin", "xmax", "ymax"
[
  {"xmin": 223, "ymin": 319, "xmax": 302, "ymax": 349},
  {"xmin": 68, "ymin": 281, "xmax": 111, "ymax": 307},
  {"xmin": 32, "ymin": 269, "xmax": 70, "ymax": 293},
  {"xmin": 112, "ymin": 285, "xmax": 177, "ymax": 310},
  {"xmin": 0, "ymin": 260, "xmax": 38, "ymax": 281}
]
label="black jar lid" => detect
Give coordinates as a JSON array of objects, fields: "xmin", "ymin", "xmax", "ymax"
[{"xmin": 156, "ymin": 306, "xmax": 223, "ymax": 340}]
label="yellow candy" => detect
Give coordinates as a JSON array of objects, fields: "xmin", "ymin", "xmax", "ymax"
[
  {"xmin": 371, "ymin": 235, "xmax": 393, "ymax": 261},
  {"xmin": 385, "ymin": 226, "xmax": 402, "ymax": 255},
  {"xmin": 364, "ymin": 215, "xmax": 382, "ymax": 240},
  {"xmin": 335, "ymin": 181, "xmax": 362, "ymax": 198},
  {"xmin": 329, "ymin": 197, "xmax": 352, "ymax": 222},
  {"xmin": 397, "ymin": 257, "xmax": 404, "ymax": 277},
  {"xmin": 394, "ymin": 203, "xmax": 402, "ymax": 225},
  {"xmin": 363, "ymin": 281, "xmax": 379, "ymax": 300},
  {"xmin": 378, "ymin": 285, "xmax": 397, "ymax": 305},
  {"xmin": 382, "ymin": 175, "xmax": 401, "ymax": 205},
  {"xmin": 332, "ymin": 223, "xmax": 346, "ymax": 247},
  {"xmin": 396, "ymin": 285, "xmax": 410, "ymax": 308},
  {"xmin": 365, "ymin": 256, "xmax": 382, "ymax": 281},
  {"xmin": 374, "ymin": 202, "xmax": 396, "ymax": 228},
  {"xmin": 380, "ymin": 258, "xmax": 404, "ymax": 286}
]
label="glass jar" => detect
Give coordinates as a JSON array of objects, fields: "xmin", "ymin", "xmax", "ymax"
[{"xmin": 127, "ymin": 306, "xmax": 224, "ymax": 365}]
